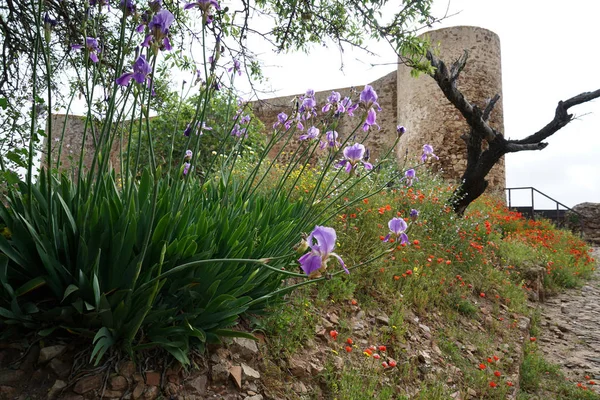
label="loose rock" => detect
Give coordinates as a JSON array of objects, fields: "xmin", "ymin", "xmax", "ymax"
[
  {"xmin": 73, "ymin": 375, "xmax": 102, "ymax": 395},
  {"xmin": 38, "ymin": 345, "xmax": 66, "ymax": 364},
  {"xmin": 230, "ymin": 338, "xmax": 259, "ymax": 360},
  {"xmin": 229, "ymin": 365, "xmax": 242, "ymax": 389},
  {"xmin": 241, "ymin": 363, "xmax": 261, "ymax": 381}
]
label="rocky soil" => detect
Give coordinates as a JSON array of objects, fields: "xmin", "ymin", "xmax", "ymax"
[
  {"xmin": 537, "ymin": 247, "xmax": 600, "ymax": 393},
  {"xmin": 1, "ymin": 249, "xmax": 598, "ymax": 399}
]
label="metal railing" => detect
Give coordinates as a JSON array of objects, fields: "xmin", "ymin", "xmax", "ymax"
[{"xmin": 503, "ymin": 187, "xmax": 585, "ymax": 226}]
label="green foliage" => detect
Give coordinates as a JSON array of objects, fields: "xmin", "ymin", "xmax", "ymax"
[
  {"xmin": 0, "ymin": 169, "xmax": 314, "ymax": 363},
  {"xmin": 127, "ymin": 89, "xmax": 265, "ymax": 177}
]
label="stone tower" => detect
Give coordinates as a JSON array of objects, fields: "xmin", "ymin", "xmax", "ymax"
[{"xmin": 396, "ymin": 26, "xmax": 505, "ymax": 189}]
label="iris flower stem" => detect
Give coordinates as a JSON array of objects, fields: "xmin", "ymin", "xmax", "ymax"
[
  {"xmin": 137, "ymin": 253, "xmax": 301, "ymax": 291},
  {"xmin": 300, "ymin": 112, "xmax": 365, "ymax": 224},
  {"xmin": 269, "ymin": 134, "xmax": 319, "ymax": 204},
  {"xmin": 247, "ymin": 248, "xmax": 394, "ymax": 307},
  {"xmin": 26, "ymin": 0, "xmax": 42, "ymax": 218},
  {"xmin": 243, "ymin": 126, "xmax": 297, "ymax": 200}
]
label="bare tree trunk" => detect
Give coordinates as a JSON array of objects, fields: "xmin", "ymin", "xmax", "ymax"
[{"xmin": 425, "ymin": 50, "xmax": 600, "ymax": 215}]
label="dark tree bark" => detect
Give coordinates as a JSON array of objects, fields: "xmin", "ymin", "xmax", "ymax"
[{"xmin": 425, "ymin": 50, "xmax": 600, "ymax": 215}]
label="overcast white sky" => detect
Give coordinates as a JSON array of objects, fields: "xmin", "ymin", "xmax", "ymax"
[{"xmin": 243, "ymin": 0, "xmax": 600, "ymax": 209}]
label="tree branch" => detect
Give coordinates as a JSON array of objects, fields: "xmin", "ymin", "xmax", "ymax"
[
  {"xmin": 426, "ymin": 50, "xmax": 498, "ymax": 142},
  {"xmin": 505, "ymin": 142, "xmax": 549, "ymax": 153},
  {"xmin": 515, "ymin": 89, "xmax": 600, "ymax": 145},
  {"xmin": 482, "ymin": 94, "xmax": 500, "ymax": 122}
]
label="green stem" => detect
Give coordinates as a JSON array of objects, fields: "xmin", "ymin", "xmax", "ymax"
[
  {"xmin": 247, "ymin": 248, "xmax": 394, "ymax": 307},
  {"xmin": 138, "ymin": 253, "xmax": 302, "ymax": 292}
]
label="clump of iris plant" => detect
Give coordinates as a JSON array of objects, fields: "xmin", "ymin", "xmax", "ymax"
[
  {"xmin": 298, "ymin": 226, "xmax": 347, "ymax": 278},
  {"xmin": 336, "ymin": 143, "xmax": 373, "ymax": 173}
]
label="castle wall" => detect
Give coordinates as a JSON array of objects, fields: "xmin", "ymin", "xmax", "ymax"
[
  {"xmin": 42, "ymin": 114, "xmax": 121, "ymax": 176},
  {"xmin": 49, "ymin": 26, "xmax": 507, "ymax": 190},
  {"xmin": 396, "ymin": 26, "xmax": 505, "ymax": 190}
]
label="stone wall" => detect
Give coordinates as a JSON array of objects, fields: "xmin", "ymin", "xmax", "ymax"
[
  {"xmin": 251, "ymin": 71, "xmax": 398, "ymax": 164},
  {"xmin": 251, "ymin": 25, "xmax": 506, "ymax": 190},
  {"xmin": 567, "ymin": 203, "xmax": 600, "ymax": 245},
  {"xmin": 50, "ymin": 26, "xmax": 507, "ymax": 189},
  {"xmin": 42, "ymin": 114, "xmax": 121, "ymax": 176},
  {"xmin": 396, "ymin": 26, "xmax": 505, "ymax": 190}
]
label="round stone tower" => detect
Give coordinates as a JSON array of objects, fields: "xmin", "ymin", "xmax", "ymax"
[{"xmin": 396, "ymin": 26, "xmax": 505, "ymax": 189}]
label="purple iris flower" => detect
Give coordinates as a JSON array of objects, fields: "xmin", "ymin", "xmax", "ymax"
[
  {"xmin": 359, "ymin": 85, "xmax": 381, "ymax": 110},
  {"xmin": 301, "ymin": 97, "xmax": 316, "ymax": 111},
  {"xmin": 120, "ymin": 0, "xmax": 135, "ymax": 16},
  {"xmin": 183, "ymin": 0, "xmax": 220, "ymax": 24},
  {"xmin": 299, "ymin": 126, "xmax": 319, "ymax": 141},
  {"xmin": 116, "ymin": 55, "xmax": 151, "ymax": 86},
  {"xmin": 363, "ymin": 108, "xmax": 380, "ymax": 132},
  {"xmin": 336, "ymin": 143, "xmax": 373, "ymax": 173},
  {"xmin": 273, "ymin": 112, "xmax": 291, "ymax": 130},
  {"xmin": 228, "ymin": 59, "xmax": 242, "ymax": 76},
  {"xmin": 298, "ymin": 226, "xmax": 347, "ymax": 277},
  {"xmin": 404, "ymin": 169, "xmax": 417, "ymax": 187},
  {"xmin": 383, "ymin": 218, "xmax": 409, "ymax": 244},
  {"xmin": 183, "ymin": 162, "xmax": 191, "ymax": 176},
  {"xmin": 184, "ymin": 0, "xmax": 220, "ymax": 11},
  {"xmin": 142, "ymin": 9, "xmax": 174, "ymax": 51},
  {"xmin": 71, "ymin": 37, "xmax": 100, "ymax": 63},
  {"xmin": 298, "ymin": 89, "xmax": 317, "ymax": 120},
  {"xmin": 183, "ymin": 123, "xmax": 192, "ymax": 137},
  {"xmin": 341, "ymin": 97, "xmax": 358, "ymax": 116},
  {"xmin": 43, "ymin": 13, "xmax": 57, "ymax": 30},
  {"xmin": 200, "ymin": 122, "xmax": 212, "ymax": 133},
  {"xmin": 320, "ymin": 130, "xmax": 340, "ymax": 149},
  {"xmin": 410, "ymin": 209, "xmax": 419, "ymax": 222},
  {"xmin": 421, "ymin": 144, "xmax": 439, "ymax": 162},
  {"xmin": 185, "ymin": 150, "xmax": 193, "ymax": 160},
  {"xmin": 322, "ymin": 91, "xmax": 342, "ymax": 113},
  {"xmin": 43, "ymin": 13, "xmax": 57, "ymax": 42},
  {"xmin": 397, "ymin": 125, "xmax": 406, "ymax": 136},
  {"xmin": 231, "ymin": 124, "xmax": 247, "ymax": 138},
  {"xmin": 240, "ymin": 115, "xmax": 251, "ymax": 125}
]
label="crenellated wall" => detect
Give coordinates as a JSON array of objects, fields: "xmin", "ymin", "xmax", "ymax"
[{"xmin": 251, "ymin": 26, "xmax": 506, "ymax": 189}]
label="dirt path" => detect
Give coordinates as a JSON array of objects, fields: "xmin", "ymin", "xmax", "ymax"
[{"xmin": 538, "ymin": 247, "xmax": 600, "ymax": 393}]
